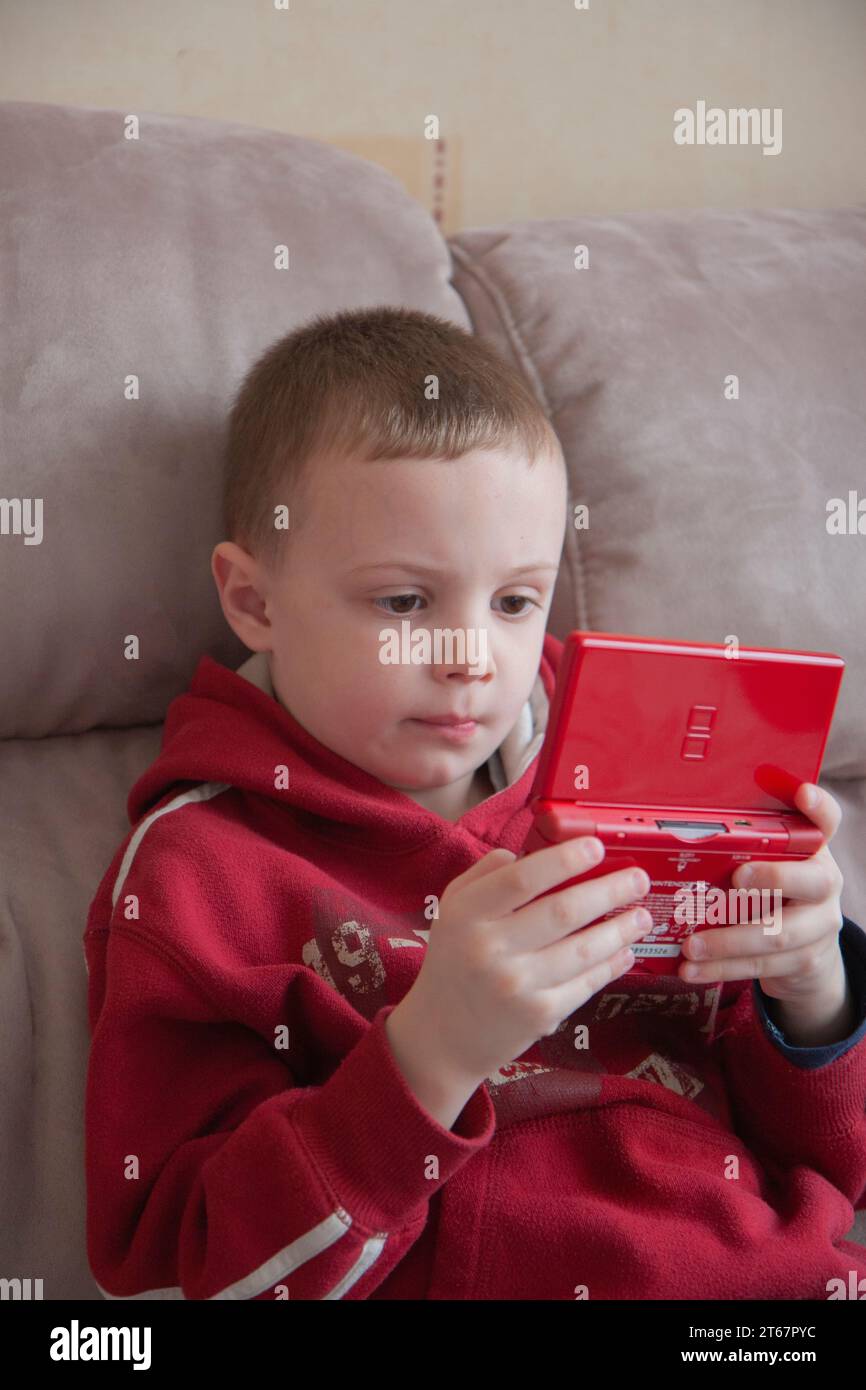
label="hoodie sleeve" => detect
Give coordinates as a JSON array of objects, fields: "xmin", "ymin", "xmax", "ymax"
[
  {"xmin": 752, "ymin": 917, "xmax": 866, "ymax": 1065},
  {"xmin": 715, "ymin": 917, "xmax": 866, "ymax": 1210},
  {"xmin": 84, "ymin": 915, "xmax": 495, "ymax": 1302}
]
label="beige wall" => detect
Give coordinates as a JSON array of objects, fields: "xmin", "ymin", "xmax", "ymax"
[{"xmin": 1, "ymin": 0, "xmax": 863, "ymax": 233}]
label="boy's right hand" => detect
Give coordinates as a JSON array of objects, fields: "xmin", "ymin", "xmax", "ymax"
[{"xmin": 391, "ymin": 838, "xmax": 652, "ymax": 1093}]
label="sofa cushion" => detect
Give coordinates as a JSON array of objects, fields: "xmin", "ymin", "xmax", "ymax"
[{"xmin": 0, "ymin": 100, "xmax": 470, "ymax": 738}]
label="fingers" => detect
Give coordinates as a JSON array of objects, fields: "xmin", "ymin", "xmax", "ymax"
[
  {"xmin": 506, "ymin": 862, "xmax": 651, "ymax": 953},
  {"xmin": 531, "ymin": 924, "xmax": 647, "ymax": 1026},
  {"xmin": 452, "ymin": 847, "xmax": 516, "ymax": 891},
  {"xmin": 530, "ymin": 904, "xmax": 653, "ymax": 991},
  {"xmin": 731, "ymin": 846, "xmax": 843, "ymax": 904},
  {"xmin": 678, "ymin": 936, "xmax": 840, "ymax": 985},
  {"xmin": 459, "ymin": 835, "xmax": 608, "ymax": 921},
  {"xmin": 677, "ymin": 900, "xmax": 841, "ymax": 982},
  {"xmin": 794, "ymin": 781, "xmax": 842, "ymax": 844}
]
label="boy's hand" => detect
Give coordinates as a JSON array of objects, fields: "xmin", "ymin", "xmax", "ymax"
[
  {"xmin": 392, "ymin": 837, "xmax": 652, "ymax": 1091},
  {"xmin": 679, "ymin": 782, "xmax": 850, "ymax": 1016}
]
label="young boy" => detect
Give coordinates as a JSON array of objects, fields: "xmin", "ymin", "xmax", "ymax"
[{"xmin": 84, "ymin": 306, "xmax": 866, "ymax": 1301}]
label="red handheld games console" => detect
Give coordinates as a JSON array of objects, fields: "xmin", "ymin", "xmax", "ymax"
[{"xmin": 521, "ymin": 631, "xmax": 845, "ymax": 976}]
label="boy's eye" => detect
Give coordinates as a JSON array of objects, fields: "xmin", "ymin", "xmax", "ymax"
[
  {"xmin": 494, "ymin": 595, "xmax": 535, "ymax": 617},
  {"xmin": 374, "ymin": 594, "xmax": 425, "ymax": 615},
  {"xmin": 373, "ymin": 593, "xmax": 538, "ymax": 617}
]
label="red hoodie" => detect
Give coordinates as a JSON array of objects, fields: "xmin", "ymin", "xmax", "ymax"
[{"xmin": 84, "ymin": 632, "xmax": 866, "ymax": 1301}]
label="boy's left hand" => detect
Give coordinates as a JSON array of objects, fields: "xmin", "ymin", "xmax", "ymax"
[{"xmin": 679, "ymin": 781, "xmax": 847, "ymax": 1006}]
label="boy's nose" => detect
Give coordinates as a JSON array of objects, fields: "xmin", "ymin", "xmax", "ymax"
[{"xmin": 433, "ymin": 647, "xmax": 494, "ymax": 681}]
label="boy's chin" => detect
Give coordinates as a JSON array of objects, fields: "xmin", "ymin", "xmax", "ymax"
[{"xmin": 381, "ymin": 760, "xmax": 478, "ymax": 794}]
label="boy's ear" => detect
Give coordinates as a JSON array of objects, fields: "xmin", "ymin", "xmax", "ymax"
[{"xmin": 210, "ymin": 541, "xmax": 273, "ymax": 653}]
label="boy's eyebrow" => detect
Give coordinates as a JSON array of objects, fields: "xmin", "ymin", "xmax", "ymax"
[{"xmin": 346, "ymin": 560, "xmax": 559, "ymax": 579}]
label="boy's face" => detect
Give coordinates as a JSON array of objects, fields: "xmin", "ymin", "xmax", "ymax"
[{"xmin": 213, "ymin": 442, "xmax": 568, "ymax": 822}]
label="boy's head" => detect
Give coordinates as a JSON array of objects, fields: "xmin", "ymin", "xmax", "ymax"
[{"xmin": 212, "ymin": 305, "xmax": 568, "ymax": 821}]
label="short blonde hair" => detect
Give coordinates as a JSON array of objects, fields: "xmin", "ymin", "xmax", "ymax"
[{"xmin": 222, "ymin": 303, "xmax": 564, "ymax": 568}]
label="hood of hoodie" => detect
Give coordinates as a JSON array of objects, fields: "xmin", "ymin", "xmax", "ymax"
[{"xmin": 127, "ymin": 631, "xmax": 562, "ymax": 853}]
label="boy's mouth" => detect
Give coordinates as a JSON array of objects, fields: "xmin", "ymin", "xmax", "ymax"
[
  {"xmin": 409, "ymin": 715, "xmax": 479, "ymax": 740},
  {"xmin": 414, "ymin": 711, "xmax": 478, "ymax": 725}
]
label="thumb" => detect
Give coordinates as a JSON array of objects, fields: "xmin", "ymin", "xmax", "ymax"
[{"xmin": 456, "ymin": 846, "xmax": 517, "ymax": 887}]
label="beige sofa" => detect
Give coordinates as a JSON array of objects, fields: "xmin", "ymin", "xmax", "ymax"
[{"xmin": 1, "ymin": 99, "xmax": 864, "ymax": 1299}]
